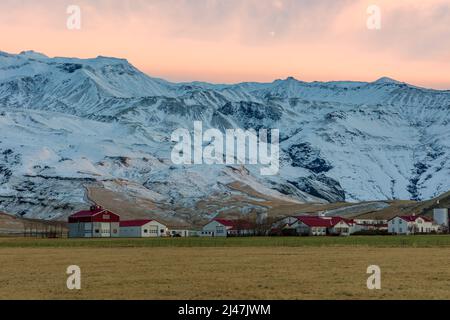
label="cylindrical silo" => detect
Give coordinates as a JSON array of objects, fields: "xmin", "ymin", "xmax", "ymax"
[{"xmin": 433, "ymin": 208, "xmax": 449, "ymax": 228}]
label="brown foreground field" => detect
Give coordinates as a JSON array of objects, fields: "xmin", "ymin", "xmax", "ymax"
[{"xmin": 1, "ymin": 243, "xmax": 450, "ymax": 299}]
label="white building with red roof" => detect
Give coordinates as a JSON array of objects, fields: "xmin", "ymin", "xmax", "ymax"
[
  {"xmin": 119, "ymin": 219, "xmax": 168, "ymax": 238},
  {"xmin": 272, "ymin": 215, "xmax": 354, "ymax": 236},
  {"xmin": 68, "ymin": 206, "xmax": 120, "ymax": 238},
  {"xmin": 388, "ymin": 215, "xmax": 439, "ymax": 235},
  {"xmin": 292, "ymin": 216, "xmax": 353, "ymax": 236},
  {"xmin": 201, "ymin": 218, "xmax": 255, "ymax": 237}
]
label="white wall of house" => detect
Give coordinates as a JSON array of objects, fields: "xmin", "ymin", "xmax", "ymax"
[
  {"xmin": 388, "ymin": 217, "xmax": 412, "ymax": 234},
  {"xmin": 290, "ymin": 221, "xmax": 327, "ymax": 236},
  {"xmin": 97, "ymin": 222, "xmax": 120, "ymax": 238},
  {"xmin": 354, "ymin": 219, "xmax": 388, "ymax": 225},
  {"xmin": 311, "ymin": 226, "xmax": 326, "ymax": 236},
  {"xmin": 120, "ymin": 221, "xmax": 168, "ymax": 238},
  {"xmin": 415, "ymin": 218, "xmax": 434, "ymax": 233},
  {"xmin": 329, "ymin": 221, "xmax": 351, "ymax": 236},
  {"xmin": 388, "ymin": 217, "xmax": 435, "ymax": 235},
  {"xmin": 169, "ymin": 229, "xmax": 194, "ymax": 237},
  {"xmin": 201, "ymin": 220, "xmax": 229, "ymax": 237}
]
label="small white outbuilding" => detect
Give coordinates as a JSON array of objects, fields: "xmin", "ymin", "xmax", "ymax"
[
  {"xmin": 119, "ymin": 219, "xmax": 168, "ymax": 238},
  {"xmin": 200, "ymin": 218, "xmax": 255, "ymax": 237}
]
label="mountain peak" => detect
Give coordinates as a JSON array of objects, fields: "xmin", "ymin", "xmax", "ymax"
[
  {"xmin": 94, "ymin": 55, "xmax": 130, "ymax": 64},
  {"xmin": 273, "ymin": 76, "xmax": 301, "ymax": 84},
  {"xmin": 18, "ymin": 50, "xmax": 49, "ymax": 60},
  {"xmin": 373, "ymin": 77, "xmax": 403, "ymax": 85}
]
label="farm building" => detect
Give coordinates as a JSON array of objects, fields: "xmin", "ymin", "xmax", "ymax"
[
  {"xmin": 68, "ymin": 206, "xmax": 120, "ymax": 238},
  {"xmin": 388, "ymin": 215, "xmax": 440, "ymax": 235},
  {"xmin": 293, "ymin": 216, "xmax": 353, "ymax": 236},
  {"xmin": 119, "ymin": 219, "xmax": 168, "ymax": 238},
  {"xmin": 273, "ymin": 216, "xmax": 354, "ymax": 236},
  {"xmin": 201, "ymin": 218, "xmax": 255, "ymax": 237},
  {"xmin": 291, "ymin": 217, "xmax": 328, "ymax": 236}
]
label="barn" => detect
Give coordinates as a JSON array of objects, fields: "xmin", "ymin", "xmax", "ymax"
[
  {"xmin": 119, "ymin": 219, "xmax": 168, "ymax": 238},
  {"xmin": 68, "ymin": 206, "xmax": 120, "ymax": 238}
]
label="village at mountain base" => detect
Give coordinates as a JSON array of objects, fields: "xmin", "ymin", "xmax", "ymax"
[{"xmin": 67, "ymin": 205, "xmax": 450, "ymax": 238}]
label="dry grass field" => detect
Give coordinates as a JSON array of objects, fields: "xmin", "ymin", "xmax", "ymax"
[{"xmin": 1, "ymin": 237, "xmax": 450, "ymax": 299}]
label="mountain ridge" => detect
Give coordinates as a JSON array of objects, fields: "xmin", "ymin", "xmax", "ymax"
[
  {"xmin": 0, "ymin": 50, "xmax": 449, "ymax": 222},
  {"xmin": 3, "ymin": 50, "xmax": 448, "ymax": 91}
]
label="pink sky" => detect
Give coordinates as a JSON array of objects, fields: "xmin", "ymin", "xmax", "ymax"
[{"xmin": 1, "ymin": 0, "xmax": 449, "ymax": 89}]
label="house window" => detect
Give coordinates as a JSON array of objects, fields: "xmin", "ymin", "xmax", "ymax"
[
  {"xmin": 103, "ymin": 215, "xmax": 110, "ymax": 220},
  {"xmin": 144, "ymin": 229, "xmax": 148, "ymax": 233},
  {"xmin": 95, "ymin": 229, "xmax": 100, "ymax": 233},
  {"xmin": 216, "ymin": 226, "xmax": 225, "ymax": 234},
  {"xmin": 399, "ymin": 228, "xmax": 402, "ymax": 233}
]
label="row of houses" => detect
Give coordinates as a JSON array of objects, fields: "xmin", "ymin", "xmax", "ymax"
[
  {"xmin": 68, "ymin": 206, "xmax": 193, "ymax": 238},
  {"xmin": 271, "ymin": 211, "xmax": 449, "ymax": 236},
  {"xmin": 68, "ymin": 206, "xmax": 450, "ymax": 238},
  {"xmin": 272, "ymin": 216, "xmax": 361, "ymax": 236},
  {"xmin": 67, "ymin": 206, "xmax": 259, "ymax": 238},
  {"xmin": 203, "ymin": 211, "xmax": 449, "ymax": 237}
]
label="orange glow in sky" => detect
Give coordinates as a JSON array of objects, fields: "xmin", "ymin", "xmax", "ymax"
[{"xmin": 1, "ymin": 0, "xmax": 449, "ymax": 89}]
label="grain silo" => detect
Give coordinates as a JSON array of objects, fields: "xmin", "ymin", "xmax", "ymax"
[{"xmin": 433, "ymin": 208, "xmax": 449, "ymax": 228}]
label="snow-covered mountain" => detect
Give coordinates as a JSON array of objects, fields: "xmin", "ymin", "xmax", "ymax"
[{"xmin": 0, "ymin": 50, "xmax": 449, "ymax": 221}]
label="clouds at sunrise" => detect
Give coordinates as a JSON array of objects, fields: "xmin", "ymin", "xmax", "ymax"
[{"xmin": 1, "ymin": 0, "xmax": 449, "ymax": 89}]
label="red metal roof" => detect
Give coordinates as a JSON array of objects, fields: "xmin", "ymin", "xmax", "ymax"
[
  {"xmin": 393, "ymin": 215, "xmax": 433, "ymax": 222},
  {"xmin": 68, "ymin": 206, "xmax": 120, "ymax": 223},
  {"xmin": 120, "ymin": 219, "xmax": 153, "ymax": 227},
  {"xmin": 213, "ymin": 219, "xmax": 235, "ymax": 227},
  {"xmin": 296, "ymin": 216, "xmax": 349, "ymax": 228}
]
